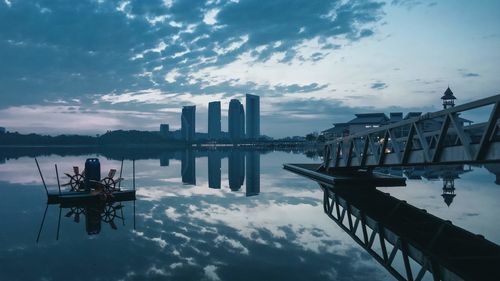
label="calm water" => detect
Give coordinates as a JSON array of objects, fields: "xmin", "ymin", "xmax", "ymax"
[{"xmin": 0, "ymin": 149, "xmax": 499, "ymax": 281}]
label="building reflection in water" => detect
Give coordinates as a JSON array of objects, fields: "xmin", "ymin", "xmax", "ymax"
[
  {"xmin": 160, "ymin": 152, "xmax": 171, "ymax": 167},
  {"xmin": 174, "ymin": 149, "xmax": 261, "ymax": 193},
  {"xmin": 228, "ymin": 149, "xmax": 245, "ymax": 191},
  {"xmin": 208, "ymin": 150, "xmax": 221, "ymax": 189},
  {"xmin": 181, "ymin": 149, "xmax": 196, "ymax": 185},
  {"xmin": 245, "ymin": 151, "xmax": 260, "ymax": 197},
  {"xmin": 484, "ymin": 163, "xmax": 500, "ymax": 185},
  {"xmin": 398, "ymin": 165, "xmax": 472, "ymax": 207}
]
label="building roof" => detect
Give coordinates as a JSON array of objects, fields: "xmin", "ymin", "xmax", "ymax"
[
  {"xmin": 441, "ymin": 87, "xmax": 456, "ymax": 100},
  {"xmin": 348, "ymin": 113, "xmax": 389, "ymax": 124},
  {"xmin": 389, "ymin": 112, "xmax": 403, "ymax": 123},
  {"xmin": 404, "ymin": 112, "xmax": 422, "ymax": 119}
]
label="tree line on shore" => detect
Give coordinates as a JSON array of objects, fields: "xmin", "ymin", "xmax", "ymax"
[{"xmin": 0, "ymin": 130, "xmax": 322, "ymax": 146}]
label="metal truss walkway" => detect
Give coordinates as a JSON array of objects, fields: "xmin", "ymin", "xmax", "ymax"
[
  {"xmin": 321, "ymin": 183, "xmax": 500, "ymax": 281},
  {"xmin": 322, "ymin": 94, "xmax": 500, "ymax": 170}
]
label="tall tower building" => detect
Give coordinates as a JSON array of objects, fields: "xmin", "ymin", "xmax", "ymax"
[
  {"xmin": 229, "ymin": 99, "xmax": 245, "ymax": 141},
  {"xmin": 246, "ymin": 94, "xmax": 260, "ymax": 139},
  {"xmin": 208, "ymin": 101, "xmax": 221, "ymax": 140},
  {"xmin": 239, "ymin": 103, "xmax": 245, "ymax": 137},
  {"xmin": 441, "ymin": 87, "xmax": 456, "ymax": 109},
  {"xmin": 181, "ymin": 106, "xmax": 196, "ymax": 141}
]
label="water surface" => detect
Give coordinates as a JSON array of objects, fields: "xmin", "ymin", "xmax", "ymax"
[{"xmin": 0, "ymin": 149, "xmax": 498, "ymax": 281}]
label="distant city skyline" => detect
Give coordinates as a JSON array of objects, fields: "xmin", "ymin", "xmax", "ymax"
[
  {"xmin": 0, "ymin": 1, "xmax": 499, "ymax": 137},
  {"xmin": 163, "ymin": 94, "xmax": 261, "ymax": 141}
]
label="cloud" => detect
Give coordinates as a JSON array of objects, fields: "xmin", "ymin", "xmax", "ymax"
[
  {"xmin": 274, "ymin": 83, "xmax": 329, "ymax": 94},
  {"xmin": 0, "ymin": 0, "xmax": 385, "ymax": 109},
  {"xmin": 457, "ymin": 69, "xmax": 480, "ymax": 78},
  {"xmin": 370, "ymin": 82, "xmax": 388, "ymax": 90},
  {"xmin": 0, "ymin": 105, "xmax": 170, "ymax": 134},
  {"xmin": 204, "ymin": 265, "xmax": 221, "ymax": 281},
  {"xmin": 463, "ymin": 72, "xmax": 480, "ymax": 78},
  {"xmin": 391, "ymin": 0, "xmax": 423, "ymax": 9},
  {"xmin": 4, "ymin": 0, "xmax": 475, "ymax": 138}
]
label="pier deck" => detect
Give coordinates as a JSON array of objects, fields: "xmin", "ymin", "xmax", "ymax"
[{"xmin": 283, "ymin": 163, "xmax": 406, "ymax": 187}]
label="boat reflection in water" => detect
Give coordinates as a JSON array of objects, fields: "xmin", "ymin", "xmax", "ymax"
[{"xmin": 36, "ymin": 198, "xmax": 136, "ymax": 242}]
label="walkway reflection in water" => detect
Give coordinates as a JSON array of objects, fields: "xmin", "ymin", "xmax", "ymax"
[{"xmin": 319, "ymin": 182, "xmax": 500, "ymax": 281}]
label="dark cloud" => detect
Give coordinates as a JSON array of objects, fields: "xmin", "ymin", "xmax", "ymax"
[
  {"xmin": 391, "ymin": 0, "xmax": 423, "ymax": 9},
  {"xmin": 0, "ymin": 0, "xmax": 385, "ymax": 109},
  {"xmin": 457, "ymin": 69, "xmax": 480, "ymax": 78},
  {"xmin": 391, "ymin": 0, "xmax": 438, "ymax": 9},
  {"xmin": 463, "ymin": 72, "xmax": 480, "ymax": 78},
  {"xmin": 274, "ymin": 83, "xmax": 329, "ymax": 94},
  {"xmin": 370, "ymin": 82, "xmax": 388, "ymax": 90}
]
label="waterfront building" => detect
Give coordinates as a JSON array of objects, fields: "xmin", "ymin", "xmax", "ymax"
[
  {"xmin": 160, "ymin": 124, "xmax": 170, "ymax": 138},
  {"xmin": 181, "ymin": 106, "xmax": 196, "ymax": 142},
  {"xmin": 228, "ymin": 99, "xmax": 245, "ymax": 141},
  {"xmin": 245, "ymin": 94, "xmax": 260, "ymax": 139},
  {"xmin": 321, "ymin": 87, "xmax": 471, "ymax": 139},
  {"xmin": 208, "ymin": 101, "xmax": 221, "ymax": 140},
  {"xmin": 441, "ymin": 86, "xmax": 456, "ymax": 109}
]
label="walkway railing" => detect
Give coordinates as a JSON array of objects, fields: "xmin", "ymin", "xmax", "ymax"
[{"xmin": 322, "ymin": 94, "xmax": 500, "ymax": 169}]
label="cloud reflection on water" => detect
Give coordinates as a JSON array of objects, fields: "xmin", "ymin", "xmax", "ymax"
[{"xmin": 1, "ymin": 149, "xmax": 499, "ymax": 280}]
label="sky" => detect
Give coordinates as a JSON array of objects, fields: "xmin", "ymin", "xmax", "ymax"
[{"xmin": 0, "ymin": 0, "xmax": 499, "ymax": 137}]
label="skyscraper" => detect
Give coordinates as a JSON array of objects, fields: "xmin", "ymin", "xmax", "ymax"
[
  {"xmin": 240, "ymin": 103, "xmax": 245, "ymax": 137},
  {"xmin": 246, "ymin": 94, "xmax": 260, "ymax": 139},
  {"xmin": 181, "ymin": 106, "xmax": 196, "ymax": 141},
  {"xmin": 228, "ymin": 99, "xmax": 245, "ymax": 141},
  {"xmin": 208, "ymin": 101, "xmax": 221, "ymax": 140}
]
